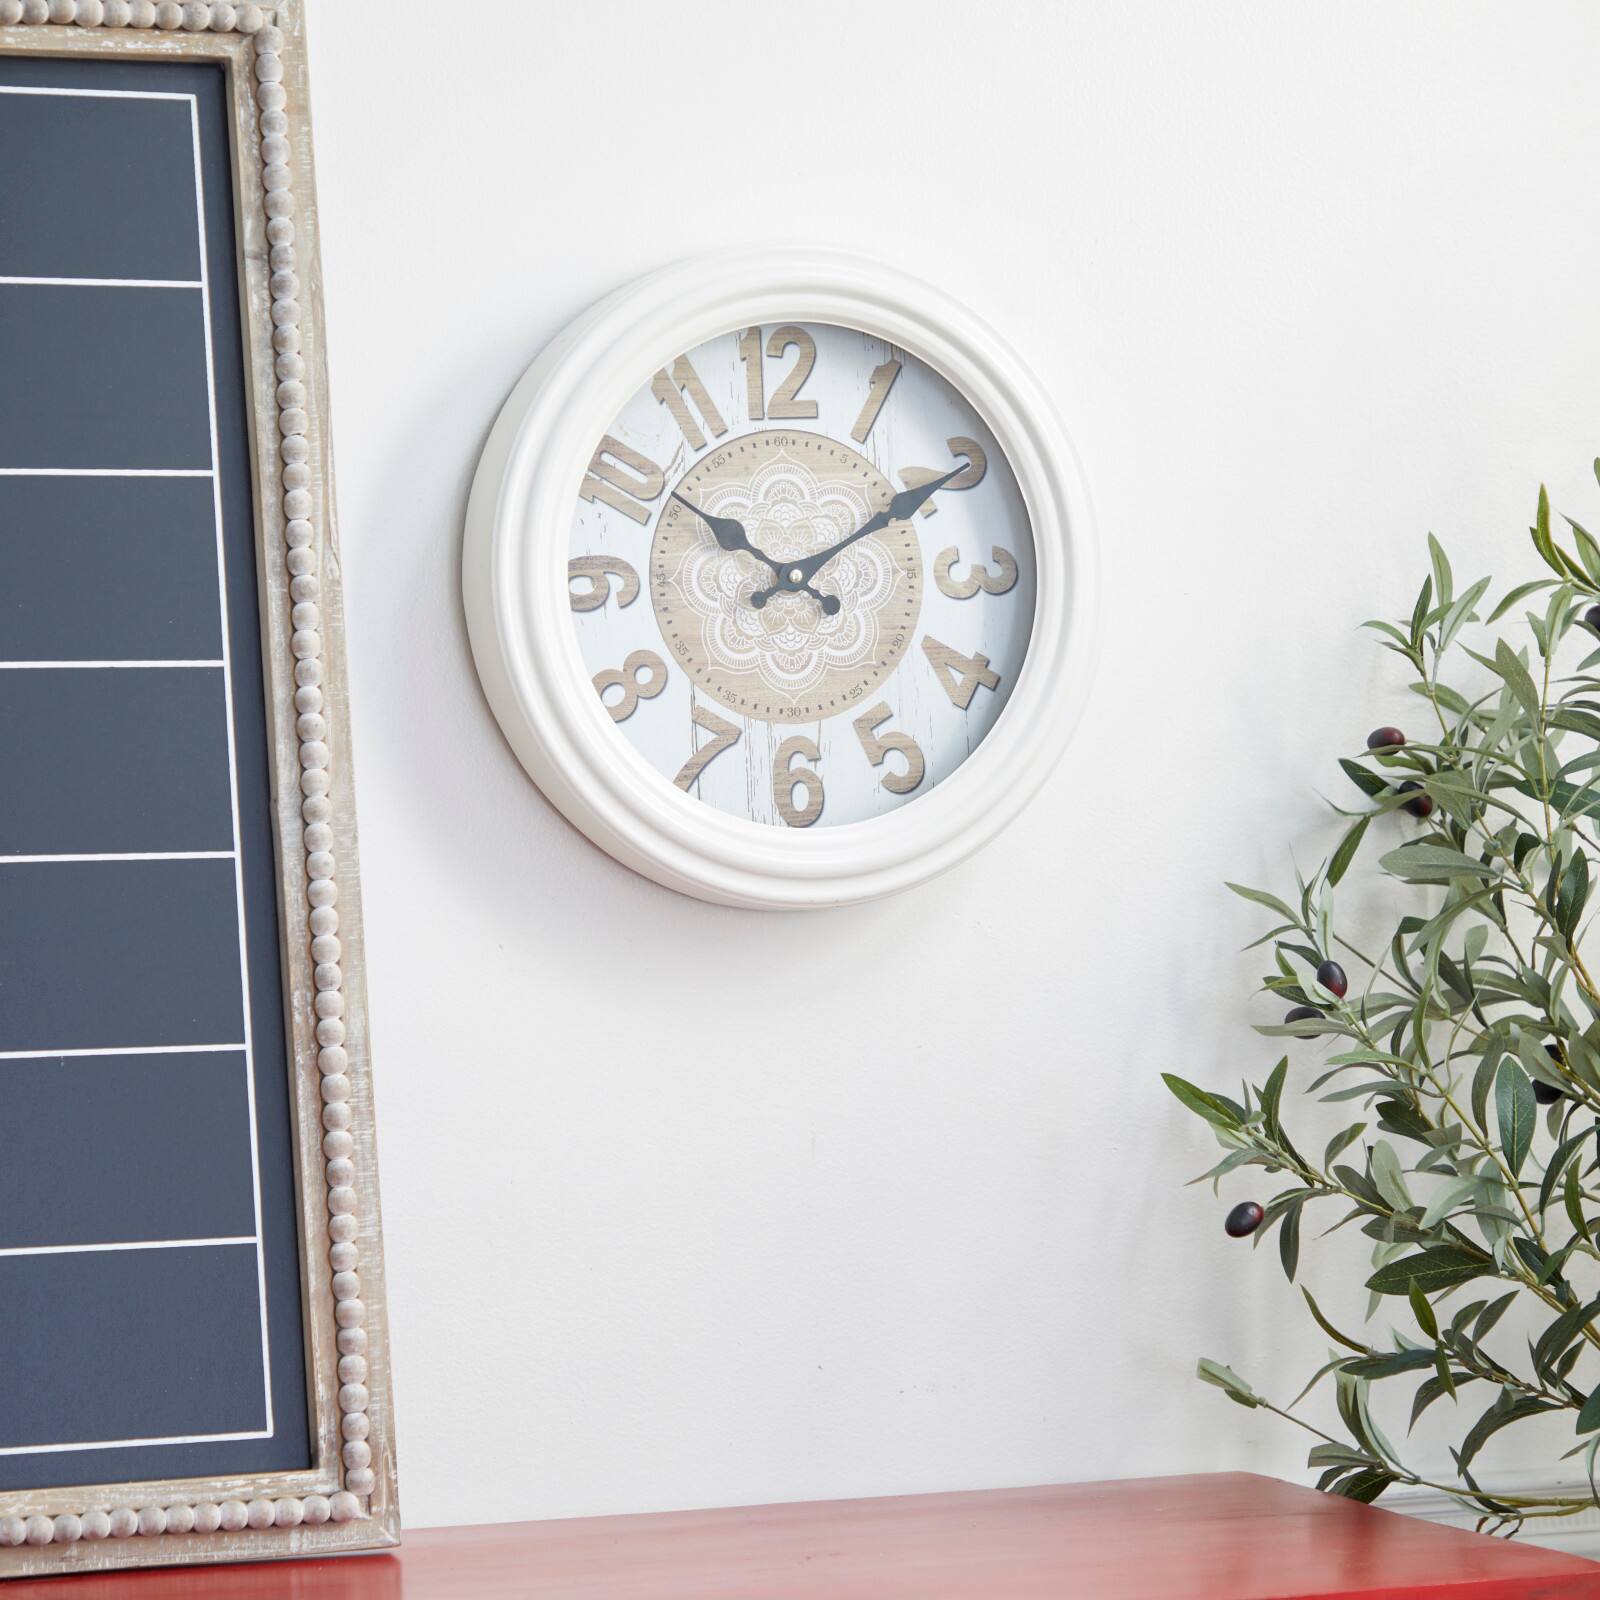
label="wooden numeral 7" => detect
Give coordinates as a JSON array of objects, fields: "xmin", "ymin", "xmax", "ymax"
[{"xmin": 673, "ymin": 702, "xmax": 741, "ymax": 792}]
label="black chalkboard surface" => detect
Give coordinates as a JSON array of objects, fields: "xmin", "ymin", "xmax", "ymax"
[{"xmin": 0, "ymin": 52, "xmax": 310, "ymax": 1493}]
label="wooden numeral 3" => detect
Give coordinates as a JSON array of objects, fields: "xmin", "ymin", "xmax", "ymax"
[{"xmin": 933, "ymin": 546, "xmax": 1018, "ymax": 600}]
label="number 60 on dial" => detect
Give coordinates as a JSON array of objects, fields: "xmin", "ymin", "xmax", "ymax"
[{"xmin": 464, "ymin": 250, "xmax": 1097, "ymax": 908}]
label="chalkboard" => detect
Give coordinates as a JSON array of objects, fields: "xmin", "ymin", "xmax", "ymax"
[
  {"xmin": 0, "ymin": 8, "xmax": 394, "ymax": 1577},
  {"xmin": 0, "ymin": 52, "xmax": 311, "ymax": 1493}
]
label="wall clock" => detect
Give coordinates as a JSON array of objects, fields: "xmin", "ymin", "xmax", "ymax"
[{"xmin": 464, "ymin": 248, "xmax": 1096, "ymax": 909}]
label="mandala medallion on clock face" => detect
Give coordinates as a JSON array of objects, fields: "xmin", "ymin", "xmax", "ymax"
[{"xmin": 651, "ymin": 433, "xmax": 921, "ymax": 722}]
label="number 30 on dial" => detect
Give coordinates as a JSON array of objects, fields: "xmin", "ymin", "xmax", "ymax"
[{"xmin": 567, "ymin": 321, "xmax": 1037, "ymax": 829}]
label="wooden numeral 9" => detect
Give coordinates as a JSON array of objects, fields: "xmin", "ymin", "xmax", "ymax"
[{"xmin": 568, "ymin": 555, "xmax": 641, "ymax": 612}]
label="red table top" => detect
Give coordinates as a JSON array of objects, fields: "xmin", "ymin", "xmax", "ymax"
[{"xmin": 9, "ymin": 1473, "xmax": 1600, "ymax": 1599}]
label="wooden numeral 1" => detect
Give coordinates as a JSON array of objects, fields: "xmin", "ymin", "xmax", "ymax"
[
  {"xmin": 738, "ymin": 326, "xmax": 764, "ymax": 421},
  {"xmin": 851, "ymin": 360, "xmax": 902, "ymax": 443}
]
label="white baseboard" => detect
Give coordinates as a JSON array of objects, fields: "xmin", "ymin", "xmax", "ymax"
[{"xmin": 1386, "ymin": 1472, "xmax": 1600, "ymax": 1559}]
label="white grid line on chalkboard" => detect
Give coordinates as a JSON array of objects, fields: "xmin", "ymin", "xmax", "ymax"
[
  {"xmin": 0, "ymin": 468, "xmax": 214, "ymax": 477},
  {"xmin": 0, "ymin": 1429, "xmax": 271, "ymax": 1461},
  {"xmin": 0, "ymin": 1044, "xmax": 246, "ymax": 1061},
  {"xmin": 0, "ymin": 277, "xmax": 203, "ymax": 289},
  {"xmin": 0, "ymin": 851, "xmax": 236, "ymax": 863},
  {"xmin": 0, "ymin": 1237, "xmax": 257, "ymax": 1259},
  {"xmin": 189, "ymin": 89, "xmax": 276, "ymax": 1445},
  {"xmin": 0, "ymin": 84, "xmax": 192, "ymax": 102},
  {"xmin": 0, "ymin": 659, "xmax": 226, "ymax": 669}
]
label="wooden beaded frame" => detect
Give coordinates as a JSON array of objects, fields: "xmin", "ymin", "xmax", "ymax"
[{"xmin": 0, "ymin": 0, "xmax": 398, "ymax": 1577}]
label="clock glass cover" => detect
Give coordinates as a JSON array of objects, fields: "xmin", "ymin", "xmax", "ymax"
[{"xmin": 567, "ymin": 321, "xmax": 1037, "ymax": 829}]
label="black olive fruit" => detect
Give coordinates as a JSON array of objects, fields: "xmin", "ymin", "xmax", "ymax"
[
  {"xmin": 1367, "ymin": 727, "xmax": 1406, "ymax": 751},
  {"xmin": 1225, "ymin": 1202, "xmax": 1265, "ymax": 1238},
  {"xmin": 1586, "ymin": 605, "xmax": 1600, "ymax": 633},
  {"xmin": 1284, "ymin": 1006, "xmax": 1321, "ymax": 1025},
  {"xmin": 1538, "ymin": 1043, "xmax": 1570, "ymax": 1104},
  {"xmin": 1397, "ymin": 781, "xmax": 1435, "ymax": 819},
  {"xmin": 1315, "ymin": 959, "xmax": 1348, "ymax": 998}
]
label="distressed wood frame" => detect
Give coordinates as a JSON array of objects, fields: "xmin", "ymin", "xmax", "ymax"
[{"xmin": 0, "ymin": 0, "xmax": 397, "ymax": 1577}]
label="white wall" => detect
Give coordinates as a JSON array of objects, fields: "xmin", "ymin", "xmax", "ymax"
[{"xmin": 305, "ymin": 0, "xmax": 1600, "ymax": 1528}]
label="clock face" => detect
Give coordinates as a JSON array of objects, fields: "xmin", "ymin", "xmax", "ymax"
[{"xmin": 566, "ymin": 321, "xmax": 1037, "ymax": 829}]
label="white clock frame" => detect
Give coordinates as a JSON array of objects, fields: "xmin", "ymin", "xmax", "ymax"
[{"xmin": 463, "ymin": 247, "xmax": 1098, "ymax": 910}]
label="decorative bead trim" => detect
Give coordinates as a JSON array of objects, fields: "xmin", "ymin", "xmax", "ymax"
[
  {"xmin": 0, "ymin": 1493, "xmax": 362, "ymax": 1548},
  {"xmin": 0, "ymin": 2, "xmax": 376, "ymax": 1547},
  {"xmin": 0, "ymin": 1, "xmax": 266, "ymax": 28},
  {"xmin": 255, "ymin": 6, "xmax": 377, "ymax": 1518}
]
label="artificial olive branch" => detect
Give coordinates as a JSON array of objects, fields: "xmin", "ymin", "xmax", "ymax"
[{"xmin": 1169, "ymin": 470, "xmax": 1600, "ymax": 1534}]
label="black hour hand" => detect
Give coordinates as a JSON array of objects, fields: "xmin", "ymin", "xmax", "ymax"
[{"xmin": 671, "ymin": 492, "xmax": 778, "ymax": 572}]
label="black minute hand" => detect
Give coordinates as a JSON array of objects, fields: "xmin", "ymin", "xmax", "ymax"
[{"xmin": 750, "ymin": 464, "xmax": 964, "ymax": 608}]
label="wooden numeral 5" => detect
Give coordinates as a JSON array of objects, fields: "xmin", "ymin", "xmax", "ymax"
[{"xmin": 852, "ymin": 703, "xmax": 926, "ymax": 795}]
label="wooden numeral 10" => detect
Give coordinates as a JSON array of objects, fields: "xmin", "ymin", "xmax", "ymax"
[{"xmin": 579, "ymin": 436, "xmax": 665, "ymax": 525}]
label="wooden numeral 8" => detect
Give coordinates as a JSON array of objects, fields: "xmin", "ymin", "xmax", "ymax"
[{"xmin": 593, "ymin": 650, "xmax": 667, "ymax": 722}]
